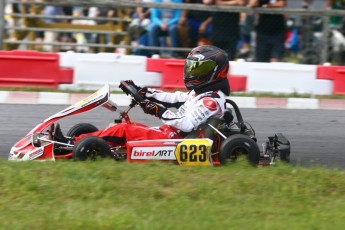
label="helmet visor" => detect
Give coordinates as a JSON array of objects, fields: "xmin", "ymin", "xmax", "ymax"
[{"xmin": 184, "ymin": 59, "xmax": 216, "ymax": 79}]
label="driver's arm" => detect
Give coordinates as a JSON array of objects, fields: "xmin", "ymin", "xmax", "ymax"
[
  {"xmin": 160, "ymin": 96, "xmax": 224, "ymax": 133},
  {"xmin": 144, "ymin": 88, "xmax": 189, "ymax": 108}
]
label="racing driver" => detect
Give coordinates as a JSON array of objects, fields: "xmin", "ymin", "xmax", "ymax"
[{"xmin": 53, "ymin": 45, "xmax": 231, "ymax": 147}]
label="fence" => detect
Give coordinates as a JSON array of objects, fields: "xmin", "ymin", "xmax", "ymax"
[{"xmin": 1, "ymin": 0, "xmax": 345, "ymax": 64}]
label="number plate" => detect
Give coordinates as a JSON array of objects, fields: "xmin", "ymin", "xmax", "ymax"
[{"xmin": 175, "ymin": 139, "xmax": 213, "ymax": 166}]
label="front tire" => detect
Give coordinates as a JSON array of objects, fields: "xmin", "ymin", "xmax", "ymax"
[
  {"xmin": 72, "ymin": 136, "xmax": 111, "ymax": 161},
  {"xmin": 219, "ymin": 134, "xmax": 260, "ymax": 165},
  {"xmin": 67, "ymin": 123, "xmax": 98, "ymax": 137}
]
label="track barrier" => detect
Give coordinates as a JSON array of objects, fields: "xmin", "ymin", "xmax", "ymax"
[
  {"xmin": 317, "ymin": 65, "xmax": 345, "ymax": 95},
  {"xmin": 0, "ymin": 50, "xmax": 73, "ymax": 88},
  {"xmin": 58, "ymin": 52, "xmax": 161, "ymax": 90},
  {"xmin": 146, "ymin": 58, "xmax": 247, "ymax": 91},
  {"xmin": 146, "ymin": 58, "xmax": 185, "ymax": 89},
  {"xmin": 0, "ymin": 50, "xmax": 341, "ymax": 96}
]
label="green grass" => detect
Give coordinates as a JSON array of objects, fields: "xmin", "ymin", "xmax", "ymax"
[{"xmin": 1, "ymin": 160, "xmax": 345, "ymax": 230}]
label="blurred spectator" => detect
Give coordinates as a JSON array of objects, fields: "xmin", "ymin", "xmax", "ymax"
[
  {"xmin": 71, "ymin": 6, "xmax": 97, "ymax": 47},
  {"xmin": 203, "ymin": 0, "xmax": 244, "ymax": 61},
  {"xmin": 325, "ymin": 0, "xmax": 345, "ymax": 65},
  {"xmin": 71, "ymin": 7, "xmax": 117, "ymax": 52},
  {"xmin": 129, "ymin": 0, "xmax": 151, "ymax": 40},
  {"xmin": 10, "ymin": 1, "xmax": 34, "ymax": 14},
  {"xmin": 148, "ymin": 0, "xmax": 183, "ymax": 57},
  {"xmin": 326, "ymin": 0, "xmax": 345, "ymax": 28},
  {"xmin": 302, "ymin": 0, "xmax": 313, "ymax": 8},
  {"xmin": 62, "ymin": 6, "xmax": 73, "ymax": 21},
  {"xmin": 43, "ymin": 6, "xmax": 63, "ymax": 24},
  {"xmin": 59, "ymin": 35, "xmax": 77, "ymax": 52},
  {"xmin": 128, "ymin": 0, "xmax": 152, "ymax": 56},
  {"xmin": 238, "ymin": 11, "xmax": 254, "ymax": 60},
  {"xmin": 285, "ymin": 17, "xmax": 300, "ymax": 55},
  {"xmin": 179, "ymin": 0, "xmax": 212, "ymax": 48},
  {"xmin": 101, "ymin": 7, "xmax": 123, "ymax": 51},
  {"xmin": 299, "ymin": 0, "xmax": 324, "ymax": 64},
  {"xmin": 248, "ymin": 0, "xmax": 286, "ymax": 62},
  {"xmin": 11, "ymin": 2, "xmax": 21, "ymax": 14},
  {"xmin": 42, "ymin": 5, "xmax": 64, "ymax": 52}
]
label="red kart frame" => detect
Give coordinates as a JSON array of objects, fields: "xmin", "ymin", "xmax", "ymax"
[{"xmin": 9, "ymin": 82, "xmax": 291, "ymax": 166}]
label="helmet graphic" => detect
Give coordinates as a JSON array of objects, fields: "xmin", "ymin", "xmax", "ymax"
[{"xmin": 184, "ymin": 45, "xmax": 229, "ymax": 90}]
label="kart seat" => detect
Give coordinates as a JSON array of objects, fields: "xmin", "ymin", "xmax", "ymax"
[
  {"xmin": 223, "ymin": 109, "xmax": 234, "ymax": 123},
  {"xmin": 184, "ymin": 117, "xmax": 222, "ymax": 140}
]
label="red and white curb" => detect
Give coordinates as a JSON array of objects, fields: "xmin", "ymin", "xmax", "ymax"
[{"xmin": 0, "ymin": 91, "xmax": 345, "ymax": 110}]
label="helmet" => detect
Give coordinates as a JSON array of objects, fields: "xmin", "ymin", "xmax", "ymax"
[{"xmin": 184, "ymin": 45, "xmax": 229, "ymax": 90}]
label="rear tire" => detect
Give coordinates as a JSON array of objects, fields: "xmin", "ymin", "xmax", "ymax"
[
  {"xmin": 67, "ymin": 123, "xmax": 98, "ymax": 137},
  {"xmin": 72, "ymin": 136, "xmax": 111, "ymax": 161},
  {"xmin": 219, "ymin": 134, "xmax": 260, "ymax": 165}
]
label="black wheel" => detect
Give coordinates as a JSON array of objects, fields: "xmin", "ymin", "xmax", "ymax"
[
  {"xmin": 219, "ymin": 134, "xmax": 260, "ymax": 165},
  {"xmin": 300, "ymin": 48, "xmax": 320, "ymax": 64},
  {"xmin": 72, "ymin": 136, "xmax": 111, "ymax": 161},
  {"xmin": 66, "ymin": 123, "xmax": 98, "ymax": 137}
]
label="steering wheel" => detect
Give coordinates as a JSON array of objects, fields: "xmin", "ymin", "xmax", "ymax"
[{"xmin": 119, "ymin": 80, "xmax": 145, "ymax": 103}]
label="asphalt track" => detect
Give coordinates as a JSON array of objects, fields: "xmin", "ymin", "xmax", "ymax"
[{"xmin": 1, "ymin": 104, "xmax": 345, "ymax": 169}]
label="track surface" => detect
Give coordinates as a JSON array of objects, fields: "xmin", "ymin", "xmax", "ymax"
[{"xmin": 1, "ymin": 104, "xmax": 345, "ymax": 169}]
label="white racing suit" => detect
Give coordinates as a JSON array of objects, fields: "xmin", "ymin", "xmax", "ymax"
[
  {"xmin": 75, "ymin": 89, "xmax": 227, "ymax": 145},
  {"xmin": 146, "ymin": 88, "xmax": 227, "ymax": 132}
]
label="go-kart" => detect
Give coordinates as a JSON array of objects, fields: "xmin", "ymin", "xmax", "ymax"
[{"xmin": 8, "ymin": 81, "xmax": 291, "ymax": 166}]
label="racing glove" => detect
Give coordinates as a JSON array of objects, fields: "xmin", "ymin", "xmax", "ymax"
[
  {"xmin": 140, "ymin": 99, "xmax": 167, "ymax": 118},
  {"xmin": 119, "ymin": 80, "xmax": 147, "ymax": 98}
]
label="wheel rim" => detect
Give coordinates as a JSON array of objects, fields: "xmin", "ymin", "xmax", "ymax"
[
  {"xmin": 226, "ymin": 146, "xmax": 249, "ymax": 161},
  {"xmin": 80, "ymin": 145, "xmax": 100, "ymax": 160}
]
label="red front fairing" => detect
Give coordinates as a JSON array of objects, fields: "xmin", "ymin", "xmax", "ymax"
[
  {"xmin": 28, "ymin": 94, "xmax": 110, "ymax": 135},
  {"xmin": 9, "ymin": 135, "xmax": 55, "ymax": 161},
  {"xmin": 9, "ymin": 84, "xmax": 114, "ymax": 161},
  {"xmin": 28, "ymin": 83, "xmax": 112, "ymax": 135}
]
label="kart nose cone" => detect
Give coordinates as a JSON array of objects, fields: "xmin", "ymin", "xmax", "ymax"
[
  {"xmin": 8, "ymin": 148, "xmax": 20, "ymax": 160},
  {"xmin": 8, "ymin": 136, "xmax": 31, "ymax": 161}
]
